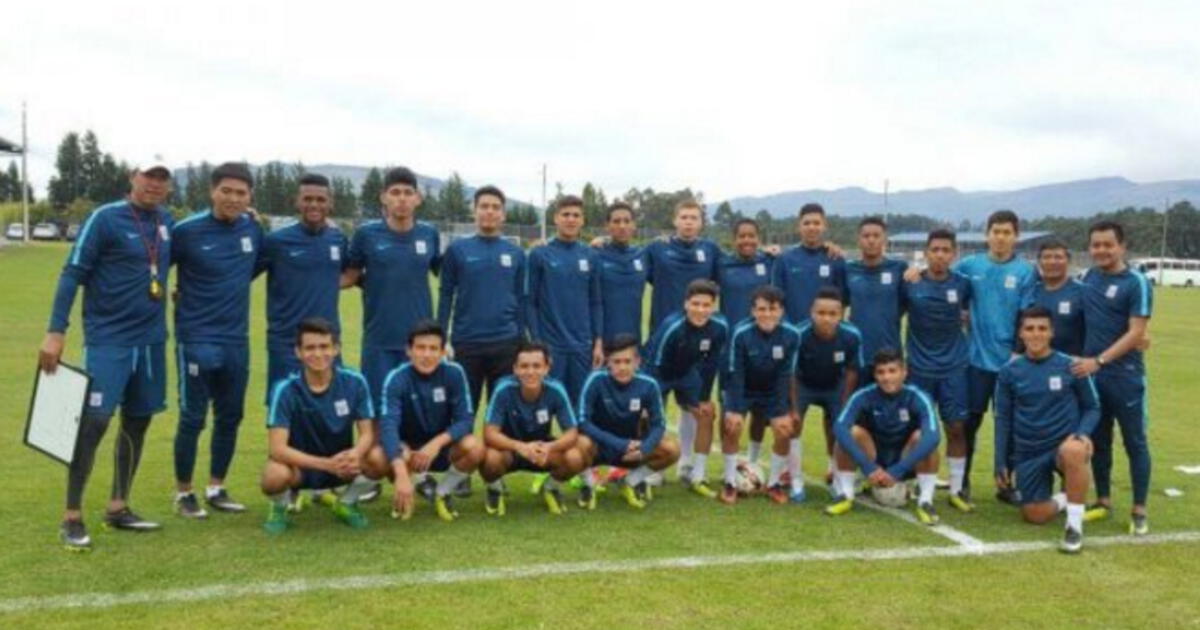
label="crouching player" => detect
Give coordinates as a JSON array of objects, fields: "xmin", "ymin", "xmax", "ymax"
[
  {"xmin": 643, "ymin": 279, "xmax": 728, "ymax": 498},
  {"xmin": 995, "ymin": 307, "xmax": 1099, "ymax": 553},
  {"xmin": 826, "ymin": 349, "xmax": 941, "ymax": 524},
  {"xmin": 374, "ymin": 320, "xmax": 485, "ymax": 522},
  {"xmin": 480, "ymin": 341, "xmax": 591, "ymax": 516},
  {"xmin": 260, "ymin": 318, "xmax": 383, "ymax": 533},
  {"xmin": 721, "ymin": 286, "xmax": 801, "ymax": 505},
  {"xmin": 578, "ymin": 334, "xmax": 681, "ymax": 510}
]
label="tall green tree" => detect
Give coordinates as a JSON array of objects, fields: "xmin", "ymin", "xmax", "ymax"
[
  {"xmin": 330, "ymin": 176, "xmax": 358, "ymax": 218},
  {"xmin": 47, "ymin": 132, "xmax": 84, "ymax": 208},
  {"xmin": 80, "ymin": 131, "xmax": 104, "ymax": 201},
  {"xmin": 438, "ymin": 173, "xmax": 470, "ymax": 222},
  {"xmin": 360, "ymin": 167, "xmax": 384, "ymax": 216}
]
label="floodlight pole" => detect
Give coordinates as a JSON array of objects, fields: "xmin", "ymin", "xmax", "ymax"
[{"xmin": 21, "ymin": 101, "xmax": 29, "ymax": 244}]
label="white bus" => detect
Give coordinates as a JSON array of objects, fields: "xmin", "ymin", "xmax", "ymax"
[{"xmin": 1133, "ymin": 257, "xmax": 1200, "ymax": 287}]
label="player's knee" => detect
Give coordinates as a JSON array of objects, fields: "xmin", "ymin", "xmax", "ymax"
[
  {"xmin": 480, "ymin": 449, "xmax": 507, "ymax": 479},
  {"xmin": 1059, "ymin": 439, "xmax": 1088, "ymax": 464},
  {"xmin": 657, "ymin": 436, "xmax": 681, "ymax": 464},
  {"xmin": 260, "ymin": 461, "xmax": 293, "ymax": 494},
  {"xmin": 574, "ymin": 434, "xmax": 595, "ymax": 456},
  {"xmin": 771, "ymin": 419, "xmax": 793, "ymax": 441},
  {"xmin": 723, "ymin": 416, "xmax": 744, "ymax": 438},
  {"xmin": 562, "ymin": 448, "xmax": 585, "ymax": 474},
  {"xmin": 1021, "ymin": 504, "xmax": 1056, "ymax": 525}
]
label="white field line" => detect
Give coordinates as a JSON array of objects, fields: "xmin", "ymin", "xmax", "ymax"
[
  {"xmin": 854, "ymin": 497, "xmax": 987, "ymax": 548},
  {"xmin": 1, "ymin": 531, "xmax": 1197, "ymax": 615}
]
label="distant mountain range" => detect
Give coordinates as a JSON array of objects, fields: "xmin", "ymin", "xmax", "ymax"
[{"xmin": 719, "ymin": 177, "xmax": 1200, "ymax": 224}]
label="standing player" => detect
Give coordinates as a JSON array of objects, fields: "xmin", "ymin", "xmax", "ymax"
[
  {"xmin": 845, "ymin": 216, "xmax": 907, "ymax": 383},
  {"xmin": 375, "ymin": 320, "xmax": 485, "ymax": 522},
  {"xmin": 40, "ymin": 160, "xmax": 174, "ymax": 549},
  {"xmin": 793, "ymin": 287, "xmax": 863, "ymax": 502},
  {"xmin": 261, "ymin": 173, "xmax": 348, "ymax": 396},
  {"xmin": 479, "ymin": 341, "xmax": 591, "ymax": 516},
  {"xmin": 642, "ymin": 200, "xmax": 721, "ymax": 471},
  {"xmin": 577, "ymin": 334, "xmax": 682, "ymax": 509},
  {"xmin": 344, "ymin": 167, "xmax": 441, "ymax": 405},
  {"xmin": 826, "ymin": 349, "xmax": 941, "ymax": 524},
  {"xmin": 720, "ymin": 286, "xmax": 801, "ymax": 504},
  {"xmin": 902, "ymin": 229, "xmax": 975, "ymax": 512},
  {"xmin": 438, "ymin": 185, "xmax": 526, "ymax": 410},
  {"xmin": 170, "ymin": 162, "xmax": 263, "ymax": 518},
  {"xmin": 1071, "ymin": 221, "xmax": 1152, "ymax": 534},
  {"xmin": 772, "ymin": 203, "xmax": 846, "ymax": 326},
  {"xmin": 260, "ymin": 319, "xmax": 382, "ymax": 533},
  {"xmin": 596, "ymin": 202, "xmax": 647, "ymax": 346},
  {"xmin": 995, "ymin": 307, "xmax": 1098, "ymax": 553},
  {"xmin": 1022, "ymin": 240, "xmax": 1086, "ymax": 356},
  {"xmin": 525, "ymin": 195, "xmax": 604, "ymax": 401},
  {"xmin": 643, "ymin": 279, "xmax": 729, "ymax": 497}
]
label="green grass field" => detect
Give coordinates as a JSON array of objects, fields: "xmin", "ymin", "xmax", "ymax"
[{"xmin": 1, "ymin": 242, "xmax": 1197, "ymax": 629}]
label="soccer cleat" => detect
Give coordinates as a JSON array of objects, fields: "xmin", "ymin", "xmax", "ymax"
[
  {"xmin": 358, "ymin": 482, "xmax": 382, "ymax": 503},
  {"xmin": 766, "ymin": 484, "xmax": 788, "ymax": 505},
  {"xmin": 1084, "ymin": 503, "xmax": 1111, "ymax": 523},
  {"xmin": 789, "ymin": 486, "xmax": 807, "ymax": 504},
  {"xmin": 720, "ymin": 483, "xmax": 739, "ymax": 505},
  {"xmin": 915, "ymin": 501, "xmax": 940, "ymax": 525},
  {"xmin": 417, "ymin": 477, "xmax": 437, "ymax": 503},
  {"xmin": 530, "ymin": 473, "xmax": 549, "ymax": 495},
  {"xmin": 676, "ymin": 463, "xmax": 693, "ymax": 484},
  {"xmin": 1129, "ymin": 513, "xmax": 1149, "ymax": 536},
  {"xmin": 453, "ymin": 476, "xmax": 473, "ymax": 498},
  {"xmin": 330, "ymin": 501, "xmax": 368, "ymax": 529},
  {"xmin": 485, "ymin": 487, "xmax": 506, "ymax": 517},
  {"xmin": 637, "ymin": 481, "xmax": 654, "ymax": 502},
  {"xmin": 824, "ymin": 498, "xmax": 855, "ymax": 516},
  {"xmin": 542, "ymin": 487, "xmax": 568, "ymax": 515},
  {"xmin": 263, "ymin": 503, "xmax": 291, "ymax": 535},
  {"xmin": 175, "ymin": 493, "xmax": 208, "ymax": 519},
  {"xmin": 315, "ymin": 490, "xmax": 338, "ymax": 508},
  {"xmin": 619, "ymin": 483, "xmax": 646, "ymax": 510},
  {"xmin": 434, "ymin": 495, "xmax": 459, "ymax": 522},
  {"xmin": 577, "ymin": 485, "xmax": 597, "ymax": 510},
  {"xmin": 103, "ymin": 507, "xmax": 161, "ymax": 532},
  {"xmin": 948, "ymin": 491, "xmax": 975, "ymax": 513},
  {"xmin": 286, "ymin": 489, "xmax": 308, "ymax": 513},
  {"xmin": 205, "ymin": 488, "xmax": 246, "ymax": 513},
  {"xmin": 995, "ymin": 486, "xmax": 1020, "ymax": 506},
  {"xmin": 60, "ymin": 519, "xmax": 92, "ymax": 552},
  {"xmin": 1060, "ymin": 526, "xmax": 1083, "ymax": 553},
  {"xmin": 687, "ymin": 479, "xmax": 717, "ymax": 499}
]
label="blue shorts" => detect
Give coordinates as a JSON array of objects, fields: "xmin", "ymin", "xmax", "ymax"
[
  {"xmin": 743, "ymin": 393, "xmax": 791, "ymax": 420},
  {"xmin": 509, "ymin": 452, "xmax": 550, "ymax": 473},
  {"xmin": 83, "ymin": 344, "xmax": 167, "ymax": 417},
  {"xmin": 871, "ymin": 430, "xmax": 919, "ymax": 478},
  {"xmin": 594, "ymin": 441, "xmax": 641, "ymax": 468},
  {"xmin": 297, "ymin": 469, "xmax": 349, "ymax": 490},
  {"xmin": 1015, "ymin": 448, "xmax": 1060, "ymax": 505},
  {"xmin": 908, "ymin": 371, "xmax": 968, "ymax": 423},
  {"xmin": 361, "ymin": 346, "xmax": 408, "ymax": 407},
  {"xmin": 658, "ymin": 370, "xmax": 711, "ymax": 409},
  {"xmin": 549, "ymin": 348, "xmax": 592, "ymax": 404},
  {"xmin": 266, "ymin": 348, "xmax": 341, "ymax": 405},
  {"xmin": 797, "ymin": 385, "xmax": 842, "ymax": 421},
  {"xmin": 176, "ymin": 343, "xmax": 250, "ymax": 421},
  {"xmin": 967, "ymin": 366, "xmax": 999, "ymax": 416}
]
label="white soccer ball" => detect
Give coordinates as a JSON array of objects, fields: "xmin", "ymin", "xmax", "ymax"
[
  {"xmin": 735, "ymin": 460, "xmax": 765, "ymax": 496},
  {"xmin": 870, "ymin": 483, "xmax": 910, "ymax": 508}
]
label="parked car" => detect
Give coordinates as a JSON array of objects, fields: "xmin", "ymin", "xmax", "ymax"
[
  {"xmin": 31, "ymin": 222, "xmax": 62, "ymax": 240},
  {"xmin": 5, "ymin": 223, "xmax": 24, "ymax": 240},
  {"xmin": 66, "ymin": 223, "xmax": 81, "ymax": 241}
]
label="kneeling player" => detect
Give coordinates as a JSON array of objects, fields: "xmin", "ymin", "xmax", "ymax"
[
  {"xmin": 260, "ymin": 318, "xmax": 383, "ymax": 533},
  {"xmin": 578, "ymin": 334, "xmax": 681, "ymax": 509},
  {"xmin": 480, "ymin": 341, "xmax": 591, "ymax": 516},
  {"xmin": 373, "ymin": 320, "xmax": 485, "ymax": 522},
  {"xmin": 995, "ymin": 307, "xmax": 1098, "ymax": 553},
  {"xmin": 826, "ymin": 349, "xmax": 941, "ymax": 524},
  {"xmin": 721, "ymin": 286, "xmax": 801, "ymax": 505},
  {"xmin": 643, "ymin": 279, "xmax": 728, "ymax": 498}
]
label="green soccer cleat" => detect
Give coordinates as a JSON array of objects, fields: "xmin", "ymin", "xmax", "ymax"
[
  {"xmin": 577, "ymin": 485, "xmax": 597, "ymax": 511},
  {"xmin": 1129, "ymin": 513, "xmax": 1149, "ymax": 536},
  {"xmin": 530, "ymin": 473, "xmax": 550, "ymax": 496},
  {"xmin": 315, "ymin": 490, "xmax": 338, "ymax": 509},
  {"xmin": 485, "ymin": 487, "xmax": 506, "ymax": 517},
  {"xmin": 1084, "ymin": 503, "xmax": 1111, "ymax": 523},
  {"xmin": 619, "ymin": 483, "xmax": 646, "ymax": 510},
  {"xmin": 435, "ymin": 495, "xmax": 459, "ymax": 522},
  {"xmin": 542, "ymin": 487, "xmax": 568, "ymax": 515},
  {"xmin": 948, "ymin": 491, "xmax": 975, "ymax": 513},
  {"xmin": 824, "ymin": 498, "xmax": 854, "ymax": 516},
  {"xmin": 687, "ymin": 479, "xmax": 717, "ymax": 499},
  {"xmin": 263, "ymin": 503, "xmax": 292, "ymax": 535},
  {"xmin": 330, "ymin": 501, "xmax": 368, "ymax": 529},
  {"xmin": 915, "ymin": 501, "xmax": 940, "ymax": 525}
]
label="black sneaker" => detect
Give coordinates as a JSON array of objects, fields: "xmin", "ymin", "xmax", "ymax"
[
  {"xmin": 635, "ymin": 481, "xmax": 651, "ymax": 503},
  {"xmin": 60, "ymin": 519, "xmax": 91, "ymax": 552},
  {"xmin": 577, "ymin": 485, "xmax": 596, "ymax": 510},
  {"xmin": 103, "ymin": 507, "xmax": 162, "ymax": 532},
  {"xmin": 485, "ymin": 486, "xmax": 506, "ymax": 516},
  {"xmin": 454, "ymin": 476, "xmax": 473, "ymax": 498},
  {"xmin": 1130, "ymin": 513, "xmax": 1149, "ymax": 536},
  {"xmin": 175, "ymin": 493, "xmax": 208, "ymax": 519},
  {"xmin": 205, "ymin": 488, "xmax": 246, "ymax": 513},
  {"xmin": 417, "ymin": 477, "xmax": 437, "ymax": 503},
  {"xmin": 995, "ymin": 486, "xmax": 1020, "ymax": 506},
  {"xmin": 1060, "ymin": 526, "xmax": 1083, "ymax": 554},
  {"xmin": 359, "ymin": 482, "xmax": 382, "ymax": 503}
]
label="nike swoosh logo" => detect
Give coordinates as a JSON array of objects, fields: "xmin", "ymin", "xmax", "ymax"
[
  {"xmin": 465, "ymin": 256, "xmax": 482, "ymax": 263},
  {"xmin": 201, "ymin": 244, "xmax": 216, "ymax": 251},
  {"xmin": 289, "ymin": 251, "xmax": 305, "ymax": 257},
  {"xmin": 375, "ymin": 244, "xmax": 390, "ymax": 251},
  {"xmin": 126, "ymin": 232, "xmax": 139, "ymax": 239}
]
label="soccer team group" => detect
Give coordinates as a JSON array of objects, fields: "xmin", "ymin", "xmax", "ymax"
[{"xmin": 38, "ymin": 161, "xmax": 1154, "ymax": 554}]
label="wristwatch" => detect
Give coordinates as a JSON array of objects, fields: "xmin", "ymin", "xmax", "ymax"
[{"xmin": 1096, "ymin": 356, "xmax": 1107, "ymax": 367}]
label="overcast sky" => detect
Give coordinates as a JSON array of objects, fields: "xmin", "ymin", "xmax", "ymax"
[{"xmin": 3, "ymin": 1, "xmax": 1198, "ymax": 203}]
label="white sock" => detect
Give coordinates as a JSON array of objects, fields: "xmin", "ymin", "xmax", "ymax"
[
  {"xmin": 747, "ymin": 440, "xmax": 762, "ymax": 464},
  {"xmin": 436, "ymin": 466, "xmax": 468, "ymax": 497},
  {"xmin": 837, "ymin": 471, "xmax": 858, "ymax": 500},
  {"xmin": 1066, "ymin": 503, "xmax": 1084, "ymax": 532},
  {"xmin": 690, "ymin": 454, "xmax": 708, "ymax": 483},
  {"xmin": 626, "ymin": 465, "xmax": 651, "ymax": 487},
  {"xmin": 826, "ymin": 457, "xmax": 835, "ymax": 476},
  {"xmin": 768, "ymin": 453, "xmax": 786, "ymax": 488},
  {"xmin": 340, "ymin": 475, "xmax": 374, "ymax": 505},
  {"xmin": 678, "ymin": 411, "xmax": 696, "ymax": 464},
  {"xmin": 581, "ymin": 467, "xmax": 596, "ymax": 488},
  {"xmin": 723, "ymin": 455, "xmax": 739, "ymax": 485},
  {"xmin": 487, "ymin": 479, "xmax": 504, "ymax": 491},
  {"xmin": 788, "ymin": 438, "xmax": 802, "ymax": 482},
  {"xmin": 1052, "ymin": 492, "xmax": 1068, "ymax": 512},
  {"xmin": 948, "ymin": 457, "xmax": 966, "ymax": 495},
  {"xmin": 269, "ymin": 491, "xmax": 289, "ymax": 507},
  {"xmin": 917, "ymin": 473, "xmax": 937, "ymax": 504},
  {"xmin": 205, "ymin": 485, "xmax": 223, "ymax": 499}
]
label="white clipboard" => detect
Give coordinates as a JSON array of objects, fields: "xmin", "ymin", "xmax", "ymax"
[{"xmin": 24, "ymin": 362, "xmax": 91, "ymax": 465}]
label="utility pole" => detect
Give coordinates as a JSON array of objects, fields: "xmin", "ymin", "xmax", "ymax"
[
  {"xmin": 21, "ymin": 101, "xmax": 30, "ymax": 243},
  {"xmin": 1159, "ymin": 197, "xmax": 1169, "ymax": 285}
]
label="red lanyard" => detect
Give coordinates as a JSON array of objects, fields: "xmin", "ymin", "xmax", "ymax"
[{"xmin": 128, "ymin": 205, "xmax": 162, "ymax": 275}]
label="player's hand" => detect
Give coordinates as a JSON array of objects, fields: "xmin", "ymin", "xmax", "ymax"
[
  {"xmin": 38, "ymin": 332, "xmax": 65, "ymax": 374},
  {"xmin": 592, "ymin": 340, "xmax": 604, "ymax": 368},
  {"xmin": 824, "ymin": 241, "xmax": 846, "ymax": 259},
  {"xmin": 333, "ymin": 450, "xmax": 362, "ymax": 478},
  {"xmin": 410, "ymin": 446, "xmax": 436, "ymax": 473},
  {"xmin": 1070, "ymin": 357, "xmax": 1100, "ymax": 377},
  {"xmin": 868, "ymin": 469, "xmax": 894, "ymax": 487},
  {"xmin": 621, "ymin": 450, "xmax": 642, "ymax": 464},
  {"xmin": 995, "ymin": 469, "xmax": 1012, "ymax": 489},
  {"xmin": 763, "ymin": 244, "xmax": 782, "ymax": 257},
  {"xmin": 903, "ymin": 266, "xmax": 923, "ymax": 284},
  {"xmin": 1138, "ymin": 332, "xmax": 1151, "ymax": 352},
  {"xmin": 392, "ymin": 480, "xmax": 415, "ymax": 520},
  {"xmin": 589, "ymin": 236, "xmax": 608, "ymax": 249}
]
